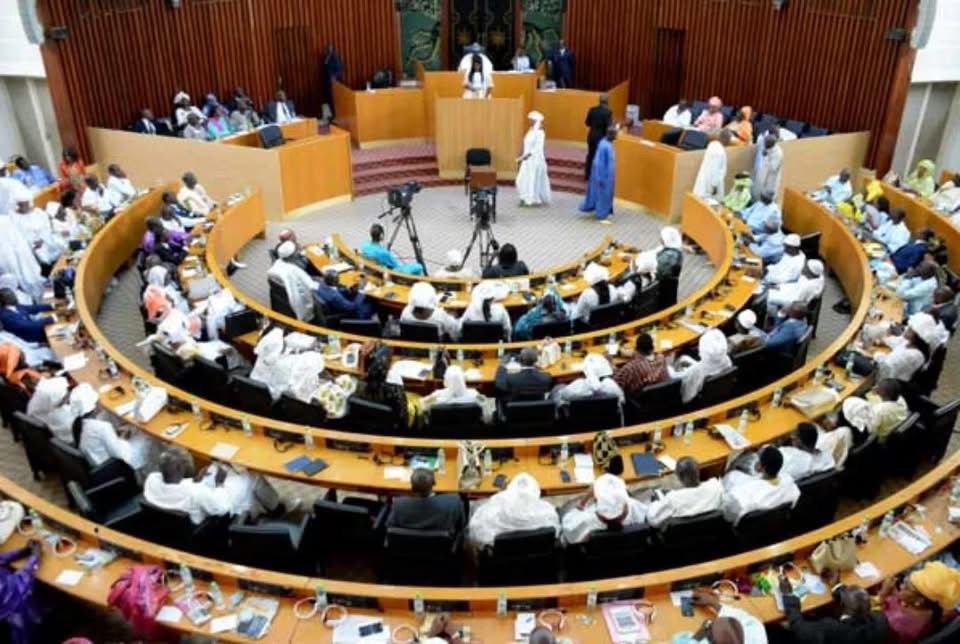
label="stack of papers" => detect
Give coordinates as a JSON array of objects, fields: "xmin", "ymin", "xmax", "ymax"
[
  {"xmin": 889, "ymin": 521, "xmax": 932, "ymax": 555},
  {"xmin": 390, "ymin": 360, "xmax": 431, "ymax": 381},
  {"xmin": 62, "ymin": 352, "xmax": 88, "ymax": 372},
  {"xmin": 713, "ymin": 424, "xmax": 751, "ymax": 450},
  {"xmin": 210, "ymin": 442, "xmax": 239, "ymax": 461},
  {"xmin": 574, "ymin": 453, "xmax": 595, "ymax": 483}
]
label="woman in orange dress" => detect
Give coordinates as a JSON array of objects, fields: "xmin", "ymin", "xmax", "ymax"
[
  {"xmin": 0, "ymin": 343, "xmax": 42, "ymax": 394},
  {"xmin": 726, "ymin": 106, "xmax": 753, "ymax": 145},
  {"xmin": 58, "ymin": 146, "xmax": 86, "ymax": 191}
]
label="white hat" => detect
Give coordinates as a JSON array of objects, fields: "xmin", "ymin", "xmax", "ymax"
[
  {"xmin": 594, "ymin": 473, "xmax": 629, "ymax": 520},
  {"xmin": 409, "ymin": 281, "xmax": 439, "ymax": 309},
  {"xmin": 12, "ymin": 183, "xmax": 32, "ymax": 205},
  {"xmin": 737, "ymin": 309, "xmax": 757, "ymax": 330},
  {"xmin": 0, "ymin": 501, "xmax": 24, "ymax": 545},
  {"xmin": 70, "ymin": 382, "xmax": 99, "ymax": 416},
  {"xmin": 277, "ymin": 241, "xmax": 297, "ymax": 259},
  {"xmin": 527, "ymin": 110, "xmax": 544, "ymax": 122},
  {"xmin": 470, "ymin": 281, "xmax": 497, "ymax": 304},
  {"xmin": 784, "ymin": 234, "xmax": 801, "ymax": 248},
  {"xmin": 173, "ymin": 91, "xmax": 191, "ymax": 104},
  {"xmin": 806, "ymin": 260, "xmax": 824, "ymax": 277},
  {"xmin": 584, "ymin": 262, "xmax": 609, "ymax": 286},
  {"xmin": 445, "ymin": 249, "xmax": 463, "ymax": 267},
  {"xmin": 35, "ymin": 376, "xmax": 69, "ymax": 408}
]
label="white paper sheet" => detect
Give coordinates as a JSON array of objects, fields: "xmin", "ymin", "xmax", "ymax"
[
  {"xmin": 854, "ymin": 561, "xmax": 880, "ymax": 579},
  {"xmin": 210, "ymin": 442, "xmax": 239, "ymax": 461},
  {"xmin": 713, "ymin": 424, "xmax": 751, "ymax": 450},
  {"xmin": 670, "ymin": 590, "xmax": 693, "ymax": 607},
  {"xmin": 384, "ymin": 466, "xmax": 411, "ymax": 482},
  {"xmin": 62, "ymin": 352, "xmax": 88, "ymax": 372},
  {"xmin": 209, "ymin": 614, "xmax": 238, "ymax": 634},
  {"xmin": 156, "ymin": 605, "xmax": 183, "ymax": 624},
  {"xmin": 658, "ymin": 455, "xmax": 677, "ymax": 471},
  {"xmin": 55, "ymin": 569, "xmax": 84, "ymax": 586}
]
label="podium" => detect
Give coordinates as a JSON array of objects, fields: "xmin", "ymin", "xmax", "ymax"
[{"xmin": 435, "ymin": 98, "xmax": 523, "ymax": 180}]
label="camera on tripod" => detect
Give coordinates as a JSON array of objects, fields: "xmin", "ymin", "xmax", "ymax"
[
  {"xmin": 388, "ymin": 180, "xmax": 422, "ymax": 209},
  {"xmin": 470, "ymin": 187, "xmax": 496, "ymax": 224}
]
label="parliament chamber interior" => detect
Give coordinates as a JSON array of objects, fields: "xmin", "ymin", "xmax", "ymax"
[{"xmin": 0, "ymin": 0, "xmax": 960, "ymax": 642}]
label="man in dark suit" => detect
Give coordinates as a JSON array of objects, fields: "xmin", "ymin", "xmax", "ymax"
[
  {"xmin": 0, "ymin": 289, "xmax": 54, "ymax": 344},
  {"xmin": 584, "ymin": 95, "xmax": 612, "ymax": 180},
  {"xmin": 386, "ymin": 468, "xmax": 465, "ymax": 535},
  {"xmin": 777, "ymin": 574, "xmax": 888, "ymax": 643},
  {"xmin": 264, "ymin": 90, "xmax": 297, "ymax": 124},
  {"xmin": 132, "ymin": 108, "xmax": 160, "ymax": 135},
  {"xmin": 322, "ymin": 44, "xmax": 344, "ymax": 116},
  {"xmin": 495, "ymin": 347, "xmax": 554, "ymax": 403},
  {"xmin": 551, "ymin": 40, "xmax": 575, "ymax": 89}
]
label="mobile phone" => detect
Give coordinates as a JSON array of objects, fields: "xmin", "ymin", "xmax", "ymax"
[
  {"xmin": 358, "ymin": 622, "xmax": 384, "ymax": 637},
  {"xmin": 681, "ymin": 596, "xmax": 694, "ymax": 617},
  {"xmin": 493, "ymin": 473, "xmax": 507, "ymax": 489},
  {"xmin": 559, "ymin": 470, "xmax": 571, "ymax": 483}
]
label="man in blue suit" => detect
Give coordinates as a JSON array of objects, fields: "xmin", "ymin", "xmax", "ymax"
[
  {"xmin": 0, "ymin": 288, "xmax": 54, "ymax": 344},
  {"xmin": 551, "ymin": 40, "xmax": 575, "ymax": 88},
  {"xmin": 264, "ymin": 90, "xmax": 297, "ymax": 124},
  {"xmin": 765, "ymin": 302, "xmax": 809, "ymax": 353}
]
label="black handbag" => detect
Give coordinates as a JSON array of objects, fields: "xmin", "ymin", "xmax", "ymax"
[{"xmin": 832, "ymin": 350, "xmax": 876, "ymax": 377}]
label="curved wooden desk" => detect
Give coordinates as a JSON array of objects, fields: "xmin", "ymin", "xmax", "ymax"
[
  {"xmin": 881, "ymin": 180, "xmax": 960, "ymax": 271},
  {"xmin": 61, "ymin": 187, "xmax": 894, "ymax": 500}
]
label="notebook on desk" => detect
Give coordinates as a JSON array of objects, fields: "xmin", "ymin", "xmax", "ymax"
[{"xmin": 631, "ymin": 452, "xmax": 664, "ymax": 477}]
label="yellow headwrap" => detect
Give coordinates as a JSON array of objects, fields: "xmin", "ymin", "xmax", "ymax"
[
  {"xmin": 865, "ymin": 179, "xmax": 884, "ymax": 203},
  {"xmin": 909, "ymin": 562, "xmax": 960, "ymax": 611}
]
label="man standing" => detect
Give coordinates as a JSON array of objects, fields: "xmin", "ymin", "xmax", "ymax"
[
  {"xmin": 551, "ymin": 40, "xmax": 575, "ymax": 88},
  {"xmin": 693, "ymin": 130, "xmax": 731, "ymax": 201},
  {"xmin": 754, "ymin": 134, "xmax": 784, "ymax": 200},
  {"xmin": 322, "ymin": 44, "xmax": 344, "ymax": 116},
  {"xmin": 579, "ymin": 126, "xmax": 618, "ymax": 221},
  {"xmin": 584, "ymin": 95, "xmax": 612, "ymax": 180}
]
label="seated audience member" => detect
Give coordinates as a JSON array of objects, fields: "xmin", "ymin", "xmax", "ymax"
[
  {"xmin": 155, "ymin": 308, "xmax": 233, "ymax": 364},
  {"xmin": 778, "ymin": 422, "xmax": 835, "ymax": 480},
  {"xmin": 654, "ymin": 227, "xmax": 684, "ymax": 282},
  {"xmin": 434, "ymin": 249, "xmax": 473, "ymax": 278},
  {"xmin": 268, "ymin": 241, "xmax": 317, "ymax": 321},
  {"xmin": 158, "ymin": 204, "xmax": 187, "ymax": 232},
  {"xmin": 0, "ymin": 288, "xmax": 53, "ymax": 344},
  {"xmin": 460, "ymin": 281, "xmax": 511, "ymax": 339},
  {"xmin": 672, "ymin": 329, "xmax": 732, "ymax": 404},
  {"xmin": 612, "ymin": 333, "xmax": 668, "ymax": 394},
  {"xmin": 143, "ymin": 448, "xmax": 233, "ymax": 524},
  {"xmin": 721, "ymin": 445, "xmax": 800, "ymax": 524},
  {"xmin": 249, "ymin": 328, "xmax": 291, "ymax": 401},
  {"xmin": 0, "ymin": 274, "xmax": 32, "ymax": 306},
  {"xmin": 274, "ymin": 229, "xmax": 320, "ymax": 276},
  {"xmin": 468, "ymin": 472, "xmax": 559, "ymax": 550},
  {"xmin": 206, "ymin": 105, "xmax": 234, "ymax": 140},
  {"xmin": 105, "ymin": 164, "xmax": 137, "ymax": 208},
  {"xmin": 876, "ymin": 561, "xmax": 960, "ymax": 643},
  {"xmin": 11, "ymin": 186, "xmax": 63, "ymax": 271},
  {"xmin": 181, "ymin": 112, "xmax": 208, "ymax": 140},
  {"xmin": 421, "ymin": 365, "xmax": 494, "ymax": 424},
  {"xmin": 810, "ymin": 168, "xmax": 853, "ymax": 206},
  {"xmin": 359, "ymin": 346, "xmax": 416, "ymax": 430},
  {"xmin": 662, "ymin": 99, "xmax": 692, "ymax": 128},
  {"xmin": 747, "ymin": 217, "xmax": 785, "ymax": 265},
  {"xmin": 482, "ymin": 243, "xmax": 530, "ymax": 279},
  {"xmin": 226, "ymin": 87, "xmax": 251, "ymax": 112},
  {"xmin": 553, "ymin": 353, "xmax": 624, "ymax": 404},
  {"xmin": 360, "ymin": 223, "xmax": 424, "ymax": 275},
  {"xmin": 200, "ymin": 93, "xmax": 221, "ymax": 118},
  {"xmin": 645, "ymin": 457, "xmax": 724, "ymax": 528},
  {"xmin": 725, "ymin": 106, "xmax": 753, "ymax": 145},
  {"xmin": 10, "ymin": 156, "xmax": 54, "ymax": 191},
  {"xmin": 70, "ymin": 383, "xmax": 153, "ymax": 471},
  {"xmin": 80, "ymin": 175, "xmax": 113, "ymax": 221},
  {"xmin": 688, "ymin": 591, "xmax": 768, "ymax": 644},
  {"xmin": 930, "ymin": 286, "xmax": 957, "ymax": 333},
  {"xmin": 723, "ymin": 172, "xmax": 753, "ymax": 212},
  {"xmin": 315, "ymin": 267, "xmax": 372, "ymax": 319},
  {"xmin": 511, "ymin": 47, "xmax": 532, "ymax": 72},
  {"xmin": 132, "ymin": 108, "xmax": 161, "ymax": 135},
  {"xmin": 142, "ymin": 284, "xmax": 181, "ymax": 324},
  {"xmin": 874, "ymin": 207, "xmax": 910, "ymax": 255},
  {"xmin": 229, "ymin": 98, "xmax": 261, "ymax": 132},
  {"xmin": 512, "ymin": 288, "xmax": 571, "ymax": 340},
  {"xmin": 177, "ymin": 172, "xmax": 217, "ymax": 217},
  {"xmin": 574, "ymin": 262, "xmax": 618, "ymax": 323},
  {"xmin": 50, "ymin": 189, "xmax": 82, "ymax": 242},
  {"xmin": 387, "ymin": 467, "xmax": 465, "ymax": 534},
  {"xmin": 0, "ymin": 209, "xmax": 45, "ymax": 300},
  {"xmin": 727, "ymin": 309, "xmax": 766, "ymax": 354},
  {"xmin": 764, "ymin": 233, "xmax": 805, "ymax": 284},
  {"xmin": 764, "ymin": 302, "xmax": 809, "ymax": 353},
  {"xmin": 863, "ymin": 195, "xmax": 891, "ymax": 232},
  {"xmin": 495, "ymin": 346, "xmax": 553, "ymax": 403},
  {"xmin": 903, "ymin": 159, "xmax": 936, "ymax": 199},
  {"xmin": 875, "ymin": 311, "xmax": 933, "ymax": 382},
  {"xmin": 895, "ymin": 261, "xmax": 938, "ymax": 316},
  {"xmin": 400, "ymin": 281, "xmax": 460, "ymax": 340},
  {"xmin": 739, "ymin": 190, "xmax": 782, "ymax": 234},
  {"xmin": 931, "ymin": 172, "xmax": 960, "ymax": 215},
  {"xmin": 841, "ymin": 379, "xmax": 909, "ymax": 445},
  {"xmin": 142, "ymin": 217, "xmax": 188, "ymax": 265},
  {"xmin": 890, "ymin": 228, "xmax": 934, "ymax": 275},
  {"xmin": 58, "ymin": 146, "xmax": 86, "ymax": 191},
  {"xmin": 203, "ymin": 287, "xmax": 244, "ymax": 341},
  {"xmin": 0, "ymin": 343, "xmax": 41, "ymax": 394},
  {"xmin": 173, "ymin": 92, "xmax": 204, "ymax": 131},
  {"xmin": 0, "ymin": 169, "xmax": 22, "ymax": 214},
  {"xmin": 265, "ymin": 90, "xmax": 297, "ymax": 124},
  {"xmin": 561, "ymin": 473, "xmax": 647, "ymax": 545},
  {"xmin": 693, "ymin": 96, "xmax": 723, "ymax": 132},
  {"xmin": 26, "ymin": 376, "xmax": 75, "ymax": 443},
  {"xmin": 777, "ymin": 574, "xmax": 888, "ymax": 643}
]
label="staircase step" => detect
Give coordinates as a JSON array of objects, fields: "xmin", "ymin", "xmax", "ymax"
[
  {"xmin": 354, "ymin": 161, "xmax": 438, "ymax": 181},
  {"xmin": 353, "ymin": 155, "xmax": 437, "ymax": 173}
]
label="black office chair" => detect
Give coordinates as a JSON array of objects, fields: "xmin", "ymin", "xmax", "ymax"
[
  {"xmin": 382, "ymin": 527, "xmax": 462, "ymax": 585},
  {"xmin": 222, "ymin": 308, "xmax": 260, "ymax": 340},
  {"xmin": 732, "ymin": 345, "xmax": 771, "ymax": 395},
  {"xmin": 783, "ymin": 119, "xmax": 807, "ymax": 137},
  {"xmin": 566, "ymin": 395, "xmax": 623, "ymax": 432},
  {"xmin": 586, "ymin": 301, "xmax": 625, "ymax": 330},
  {"xmin": 625, "ymin": 378, "xmax": 682, "ymax": 424},
  {"xmin": 228, "ymin": 514, "xmax": 316, "ymax": 575},
  {"xmin": 695, "ymin": 366, "xmax": 738, "ymax": 409},
  {"xmin": 150, "ymin": 343, "xmax": 194, "ymax": 389},
  {"xmin": 792, "ymin": 469, "xmax": 841, "ymax": 532},
  {"xmin": 801, "ymin": 125, "xmax": 830, "ymax": 138},
  {"xmin": 502, "ymin": 399, "xmax": 557, "ymax": 436},
  {"xmin": 914, "ymin": 345, "xmax": 947, "ymax": 397},
  {"xmin": 916, "ymin": 397, "xmax": 960, "ymax": 465},
  {"xmin": 348, "ymin": 396, "xmax": 401, "ymax": 434},
  {"xmin": 733, "ymin": 502, "xmax": 793, "ymax": 550},
  {"xmin": 806, "ymin": 295, "xmax": 823, "ymax": 338},
  {"xmin": 190, "ymin": 356, "xmax": 232, "ymax": 404},
  {"xmin": 799, "ymin": 231, "xmax": 821, "ymax": 261},
  {"xmin": 311, "ymin": 292, "xmax": 347, "ymax": 328},
  {"xmin": 659, "ymin": 510, "xmax": 732, "ymax": 566},
  {"xmin": 882, "ymin": 412, "xmax": 923, "ymax": 479},
  {"xmin": 230, "ymin": 374, "xmax": 275, "ymax": 417},
  {"xmin": 66, "ymin": 479, "xmax": 141, "ymax": 530},
  {"xmin": 631, "ymin": 279, "xmax": 661, "ymax": 317},
  {"xmin": 679, "ymin": 129, "xmax": 708, "ymax": 150},
  {"xmin": 427, "ymin": 403, "xmax": 486, "ymax": 438},
  {"xmin": 277, "ymin": 393, "xmax": 326, "ymax": 426},
  {"xmin": 531, "ymin": 318, "xmax": 572, "ymax": 340},
  {"xmin": 464, "ymin": 147, "xmax": 492, "ymax": 194},
  {"xmin": 772, "ymin": 327, "xmax": 813, "ymax": 378},
  {"xmin": 49, "ymin": 438, "xmax": 137, "ymax": 504},
  {"xmin": 259, "ymin": 124, "xmax": 284, "ymax": 149},
  {"xmin": 658, "ymin": 276, "xmax": 680, "ymax": 309},
  {"xmin": 792, "ymin": 326, "xmax": 814, "ymax": 365},
  {"xmin": 478, "ymin": 527, "xmax": 559, "ymax": 586},
  {"xmin": 340, "ymin": 318, "xmax": 382, "ymax": 337},
  {"xmin": 137, "ymin": 500, "xmax": 230, "ymax": 556},
  {"xmin": 14, "ymin": 412, "xmax": 57, "ymax": 480},
  {"xmin": 689, "ymin": 100, "xmax": 707, "ymax": 121},
  {"xmin": 659, "ymin": 128, "xmax": 684, "ymax": 146},
  {"xmin": 843, "ymin": 433, "xmax": 883, "ymax": 500},
  {"xmin": 569, "ymin": 524, "xmax": 658, "ymax": 580},
  {"xmin": 399, "ymin": 320, "xmax": 442, "ymax": 343},
  {"xmin": 748, "ymin": 290, "xmax": 769, "ymax": 331},
  {"xmin": 460, "ymin": 321, "xmax": 507, "ymax": 343},
  {"xmin": 268, "ymin": 278, "xmax": 297, "ymax": 318},
  {"xmin": 313, "ymin": 497, "xmax": 387, "ymax": 577},
  {"xmin": 719, "ymin": 105, "xmax": 735, "ymax": 125}
]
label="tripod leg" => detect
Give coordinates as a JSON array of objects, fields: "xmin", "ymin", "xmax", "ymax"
[{"xmin": 403, "ymin": 211, "xmax": 429, "ymax": 276}]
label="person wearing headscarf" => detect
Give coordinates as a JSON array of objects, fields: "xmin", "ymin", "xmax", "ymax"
[
  {"xmin": 723, "ymin": 173, "xmax": 753, "ymax": 212},
  {"xmin": 841, "ymin": 379, "xmax": 909, "ymax": 446},
  {"xmin": 574, "ymin": 262, "xmax": 618, "ymax": 323},
  {"xmin": 579, "ymin": 125, "xmax": 617, "ymax": 221},
  {"xmin": 721, "ymin": 445, "xmax": 800, "ymax": 524},
  {"xmin": 874, "ymin": 207, "xmax": 910, "ymax": 255},
  {"xmin": 726, "ymin": 309, "xmax": 767, "ymax": 354},
  {"xmin": 689, "ymin": 590, "xmax": 768, "ymax": 643},
  {"xmin": 672, "ymin": 329, "xmax": 733, "ymax": 403},
  {"xmin": 142, "ymin": 284, "xmax": 175, "ymax": 323},
  {"xmin": 512, "ymin": 287, "xmax": 571, "ymax": 341},
  {"xmin": 763, "ymin": 233, "xmax": 805, "ymax": 284},
  {"xmin": 612, "ymin": 332, "xmax": 669, "ymax": 394},
  {"xmin": 645, "ymin": 457, "xmax": 724, "ymax": 528},
  {"xmin": 205, "ymin": 105, "xmax": 234, "ymax": 140},
  {"xmin": 875, "ymin": 312, "xmax": 932, "ymax": 382},
  {"xmin": 71, "ymin": 383, "xmax": 154, "ymax": 471},
  {"xmin": 877, "ymin": 561, "xmax": 960, "ymax": 643},
  {"xmin": 694, "ymin": 96, "xmax": 724, "ymax": 132},
  {"xmin": 516, "ymin": 111, "xmax": 551, "ymax": 206},
  {"xmin": 460, "ymin": 281, "xmax": 511, "ymax": 339},
  {"xmin": 467, "ymin": 472, "xmax": 560, "ymax": 550},
  {"xmin": 725, "ymin": 106, "xmax": 753, "ymax": 145},
  {"xmin": 173, "ymin": 92, "xmax": 205, "ymax": 130},
  {"xmin": 754, "ymin": 134, "xmax": 784, "ymax": 201},
  {"xmin": 931, "ymin": 172, "xmax": 960, "ymax": 215},
  {"xmin": 400, "ymin": 281, "xmax": 460, "ymax": 340},
  {"xmin": 249, "ymin": 328, "xmax": 292, "ymax": 401},
  {"xmin": 359, "ymin": 346, "xmax": 417, "ymax": 429},
  {"xmin": 26, "ymin": 376, "xmax": 76, "ymax": 443},
  {"xmin": 482, "ymin": 243, "xmax": 530, "ymax": 279},
  {"xmin": 0, "ymin": 343, "xmax": 41, "ymax": 394},
  {"xmin": 739, "ymin": 190, "xmax": 782, "ymax": 234},
  {"xmin": 693, "ymin": 130, "xmax": 731, "ymax": 202},
  {"xmin": 778, "ymin": 422, "xmax": 835, "ymax": 480},
  {"xmin": 10, "ymin": 185, "xmax": 63, "ymax": 271},
  {"xmin": 57, "ymin": 146, "xmax": 86, "ymax": 191},
  {"xmin": 421, "ymin": 365, "xmax": 495, "ymax": 424},
  {"xmin": 360, "ymin": 223, "xmax": 424, "ymax": 275},
  {"xmin": 895, "ymin": 261, "xmax": 938, "ymax": 317},
  {"xmin": 767, "ymin": 259, "xmax": 824, "ymax": 312},
  {"xmin": 553, "ymin": 353, "xmax": 624, "ymax": 404},
  {"xmin": 810, "ymin": 168, "xmax": 853, "ymax": 206},
  {"xmin": 560, "ymin": 473, "xmax": 647, "ymax": 545},
  {"xmin": 268, "ymin": 240, "xmax": 317, "ymax": 321},
  {"xmin": 904, "ymin": 159, "xmax": 936, "ymax": 199},
  {"xmin": 434, "ymin": 249, "xmax": 473, "ymax": 278}
]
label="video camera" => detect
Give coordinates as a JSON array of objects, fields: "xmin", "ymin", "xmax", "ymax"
[
  {"xmin": 471, "ymin": 187, "xmax": 496, "ymax": 224},
  {"xmin": 388, "ymin": 180, "xmax": 422, "ymax": 209}
]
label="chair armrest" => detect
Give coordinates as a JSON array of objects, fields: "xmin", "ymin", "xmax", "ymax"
[
  {"xmin": 91, "ymin": 458, "xmax": 138, "ymax": 490},
  {"xmin": 85, "ymin": 477, "xmax": 138, "ymax": 514},
  {"xmin": 372, "ymin": 504, "xmax": 389, "ymax": 535}
]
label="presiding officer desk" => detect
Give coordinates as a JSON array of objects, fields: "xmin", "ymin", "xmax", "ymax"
[{"xmin": 52, "ymin": 186, "xmax": 905, "ymax": 500}]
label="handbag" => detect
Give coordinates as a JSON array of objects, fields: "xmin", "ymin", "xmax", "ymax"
[
  {"xmin": 457, "ymin": 440, "xmax": 485, "ymax": 490},
  {"xmin": 592, "ymin": 431, "xmax": 620, "ymax": 469},
  {"xmin": 107, "ymin": 565, "xmax": 170, "ymax": 637},
  {"xmin": 809, "ymin": 534, "xmax": 858, "ymax": 574},
  {"xmin": 832, "ymin": 350, "xmax": 876, "ymax": 377}
]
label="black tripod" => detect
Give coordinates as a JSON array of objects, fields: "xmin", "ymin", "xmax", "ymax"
[
  {"xmin": 379, "ymin": 205, "xmax": 428, "ymax": 276},
  {"xmin": 461, "ymin": 212, "xmax": 499, "ymax": 272}
]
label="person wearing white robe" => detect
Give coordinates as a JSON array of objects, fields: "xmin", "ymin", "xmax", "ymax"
[
  {"xmin": 574, "ymin": 262, "xmax": 620, "ymax": 323},
  {"xmin": 156, "ymin": 308, "xmax": 232, "ymax": 364},
  {"xmin": 662, "ymin": 101, "xmax": 692, "ymax": 128},
  {"xmin": 777, "ymin": 423, "xmax": 835, "ymax": 481},
  {"xmin": 693, "ymin": 130, "xmax": 731, "ymax": 201},
  {"xmin": 421, "ymin": 366, "xmax": 495, "ymax": 424},
  {"xmin": 721, "ymin": 446, "xmax": 800, "ymax": 525},
  {"xmin": 931, "ymin": 174, "xmax": 960, "ymax": 215},
  {"xmin": 204, "ymin": 288, "xmax": 243, "ymax": 341},
  {"xmin": 671, "ymin": 329, "xmax": 732, "ymax": 404},
  {"xmin": 458, "ymin": 44, "xmax": 494, "ymax": 79},
  {"xmin": 177, "ymin": 172, "xmax": 217, "ymax": 217},
  {"xmin": 26, "ymin": 377, "xmax": 76, "ymax": 444},
  {"xmin": 553, "ymin": 353, "xmax": 624, "ymax": 404},
  {"xmin": 461, "ymin": 52, "xmax": 494, "ymax": 99},
  {"xmin": 286, "ymin": 350, "xmax": 326, "ymax": 404},
  {"xmin": 268, "ymin": 241, "xmax": 317, "ymax": 321},
  {"xmin": 459, "ymin": 281, "xmax": 511, "ymax": 339},
  {"xmin": 767, "ymin": 259, "xmax": 824, "ymax": 312},
  {"xmin": 515, "ymin": 111, "xmax": 551, "ymax": 206},
  {"xmin": 10, "ymin": 186, "xmax": 63, "ymax": 267},
  {"xmin": 468, "ymin": 472, "xmax": 560, "ymax": 550},
  {"xmin": 249, "ymin": 328, "xmax": 292, "ymax": 401},
  {"xmin": 763, "ymin": 234, "xmax": 805, "ymax": 285},
  {"xmin": 71, "ymin": 383, "xmax": 153, "ymax": 471},
  {"xmin": 0, "ymin": 175, "xmax": 24, "ymax": 215},
  {"xmin": 0, "ymin": 210, "xmax": 45, "ymax": 299},
  {"xmin": 754, "ymin": 135, "xmax": 784, "ymax": 201},
  {"xmin": 875, "ymin": 312, "xmax": 933, "ymax": 382},
  {"xmin": 810, "ymin": 169, "xmax": 853, "ymax": 206},
  {"xmin": 645, "ymin": 457, "xmax": 724, "ymax": 528},
  {"xmin": 561, "ymin": 473, "xmax": 647, "ymax": 545},
  {"xmin": 874, "ymin": 208, "xmax": 910, "ymax": 255},
  {"xmin": 105, "ymin": 164, "xmax": 137, "ymax": 208},
  {"xmin": 840, "ymin": 382, "xmax": 909, "ymax": 444},
  {"xmin": 143, "ymin": 448, "xmax": 234, "ymax": 525},
  {"xmin": 400, "ymin": 281, "xmax": 461, "ymax": 340},
  {"xmin": 434, "ymin": 249, "xmax": 474, "ymax": 279}
]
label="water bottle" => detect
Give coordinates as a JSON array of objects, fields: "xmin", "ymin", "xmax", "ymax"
[
  {"xmin": 209, "ymin": 581, "xmax": 225, "ymax": 610},
  {"xmin": 436, "ymin": 448, "xmax": 446, "ymax": 474},
  {"xmin": 241, "ymin": 415, "xmax": 253, "ymax": 438},
  {"xmin": 683, "ymin": 423, "xmax": 693, "ymax": 446},
  {"xmin": 304, "ymin": 428, "xmax": 315, "ymax": 450},
  {"xmin": 559, "ymin": 439, "xmax": 569, "ymax": 465},
  {"xmin": 456, "ymin": 348, "xmax": 465, "ymax": 364},
  {"xmin": 106, "ymin": 358, "xmax": 119, "ymax": 378},
  {"xmin": 497, "ymin": 340, "xmax": 504, "ymax": 360},
  {"xmin": 564, "ymin": 339, "xmax": 572, "ymax": 356},
  {"xmin": 879, "ymin": 511, "xmax": 894, "ymax": 538},
  {"xmin": 94, "ymin": 343, "xmax": 106, "ymax": 363},
  {"xmin": 772, "ymin": 388, "xmax": 783, "ymax": 408},
  {"xmin": 191, "ymin": 399, "xmax": 203, "ymax": 420},
  {"xmin": 483, "ymin": 448, "xmax": 493, "ymax": 474},
  {"xmin": 845, "ymin": 352, "xmax": 856, "ymax": 378},
  {"xmin": 652, "ymin": 424, "xmax": 662, "ymax": 444},
  {"xmin": 737, "ymin": 409, "xmax": 749, "ymax": 435},
  {"xmin": 65, "ymin": 286, "xmax": 74, "ymax": 308},
  {"xmin": 951, "ymin": 479, "xmax": 960, "ymax": 504},
  {"xmin": 180, "ymin": 564, "xmax": 194, "ymax": 591},
  {"xmin": 413, "ymin": 593, "xmax": 425, "ymax": 618},
  {"xmin": 586, "ymin": 587, "xmax": 598, "ymax": 613},
  {"xmin": 496, "ymin": 593, "xmax": 508, "ymax": 618},
  {"xmin": 673, "ymin": 422, "xmax": 683, "ymax": 438},
  {"xmin": 315, "ymin": 583, "xmax": 328, "ymax": 609},
  {"xmin": 814, "ymin": 362, "xmax": 825, "ymax": 383},
  {"xmin": 383, "ymin": 270, "xmax": 393, "ymax": 287}
]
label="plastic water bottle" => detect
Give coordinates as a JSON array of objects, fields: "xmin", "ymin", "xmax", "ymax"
[
  {"xmin": 559, "ymin": 439, "xmax": 569, "ymax": 465},
  {"xmin": 879, "ymin": 511, "xmax": 894, "ymax": 538},
  {"xmin": 106, "ymin": 357, "xmax": 119, "ymax": 378},
  {"xmin": 738, "ymin": 409, "xmax": 749, "ymax": 435},
  {"xmin": 951, "ymin": 479, "xmax": 960, "ymax": 504},
  {"xmin": 652, "ymin": 424, "xmax": 662, "ymax": 444},
  {"xmin": 586, "ymin": 587, "xmax": 598, "ymax": 613},
  {"xmin": 242, "ymin": 415, "xmax": 253, "ymax": 438},
  {"xmin": 191, "ymin": 399, "xmax": 203, "ymax": 420},
  {"xmin": 94, "ymin": 343, "xmax": 106, "ymax": 363},
  {"xmin": 483, "ymin": 448, "xmax": 493, "ymax": 474},
  {"xmin": 436, "ymin": 448, "xmax": 446, "ymax": 474},
  {"xmin": 456, "ymin": 348, "xmax": 465, "ymax": 364},
  {"xmin": 673, "ymin": 422, "xmax": 684, "ymax": 438},
  {"xmin": 772, "ymin": 388, "xmax": 783, "ymax": 408},
  {"xmin": 564, "ymin": 339, "xmax": 572, "ymax": 356},
  {"xmin": 497, "ymin": 340, "xmax": 504, "ymax": 360},
  {"xmin": 315, "ymin": 583, "xmax": 328, "ymax": 609},
  {"xmin": 180, "ymin": 564, "xmax": 194, "ymax": 591},
  {"xmin": 496, "ymin": 593, "xmax": 508, "ymax": 617},
  {"xmin": 413, "ymin": 593, "xmax": 425, "ymax": 619},
  {"xmin": 845, "ymin": 352, "xmax": 856, "ymax": 378},
  {"xmin": 209, "ymin": 581, "xmax": 225, "ymax": 610},
  {"xmin": 683, "ymin": 423, "xmax": 694, "ymax": 446},
  {"xmin": 304, "ymin": 428, "xmax": 315, "ymax": 450}
]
